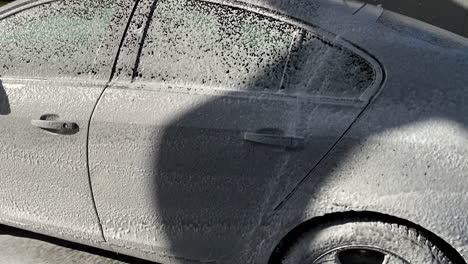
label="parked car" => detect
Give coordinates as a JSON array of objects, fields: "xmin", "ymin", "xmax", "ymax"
[{"xmin": 0, "ymin": 0, "xmax": 467, "ymax": 263}]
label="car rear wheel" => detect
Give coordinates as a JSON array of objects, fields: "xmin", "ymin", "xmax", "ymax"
[{"xmin": 280, "ymin": 218, "xmax": 452, "ymax": 264}]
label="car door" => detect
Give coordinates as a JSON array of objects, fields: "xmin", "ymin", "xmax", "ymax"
[
  {"xmin": 0, "ymin": 0, "xmax": 136, "ymax": 244},
  {"xmin": 89, "ymin": 0, "xmax": 383, "ymax": 261}
]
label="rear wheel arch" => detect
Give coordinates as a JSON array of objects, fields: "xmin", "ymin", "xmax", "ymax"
[{"xmin": 268, "ymin": 211, "xmax": 466, "ymax": 264}]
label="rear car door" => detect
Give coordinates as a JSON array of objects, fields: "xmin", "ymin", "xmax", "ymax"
[
  {"xmin": 0, "ymin": 0, "xmax": 136, "ymax": 243},
  {"xmin": 89, "ymin": 0, "xmax": 383, "ymax": 261}
]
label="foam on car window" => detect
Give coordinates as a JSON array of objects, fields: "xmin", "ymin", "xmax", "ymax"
[
  {"xmin": 0, "ymin": 0, "xmax": 135, "ymax": 80},
  {"xmin": 135, "ymin": 0, "xmax": 295, "ymax": 91},
  {"xmin": 283, "ymin": 31, "xmax": 376, "ymax": 98}
]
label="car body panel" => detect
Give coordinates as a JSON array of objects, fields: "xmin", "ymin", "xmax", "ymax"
[
  {"xmin": 89, "ymin": 1, "xmax": 467, "ymax": 263},
  {"xmin": 0, "ymin": 0, "xmax": 137, "ymax": 248},
  {"xmin": 88, "ymin": 0, "xmax": 383, "ymax": 262},
  {"xmin": 0, "ymin": 78, "xmax": 105, "ymax": 243}
]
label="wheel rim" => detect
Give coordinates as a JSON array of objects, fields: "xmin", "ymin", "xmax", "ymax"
[{"xmin": 312, "ymin": 246, "xmax": 410, "ymax": 264}]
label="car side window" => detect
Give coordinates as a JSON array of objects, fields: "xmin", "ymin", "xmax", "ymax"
[
  {"xmin": 135, "ymin": 0, "xmax": 296, "ymax": 92},
  {"xmin": 0, "ymin": 0, "xmax": 134, "ymax": 80},
  {"xmin": 283, "ymin": 31, "xmax": 377, "ymax": 98},
  {"xmin": 135, "ymin": 0, "xmax": 377, "ymax": 98}
]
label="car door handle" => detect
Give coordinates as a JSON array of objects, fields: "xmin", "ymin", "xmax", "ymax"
[
  {"xmin": 243, "ymin": 132, "xmax": 304, "ymax": 149},
  {"xmin": 31, "ymin": 120, "xmax": 78, "ymax": 132}
]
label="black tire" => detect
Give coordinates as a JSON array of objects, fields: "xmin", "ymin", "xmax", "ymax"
[{"xmin": 280, "ymin": 218, "xmax": 452, "ymax": 264}]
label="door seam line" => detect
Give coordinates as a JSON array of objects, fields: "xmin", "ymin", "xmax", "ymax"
[{"xmin": 85, "ymin": 0, "xmax": 142, "ymax": 242}]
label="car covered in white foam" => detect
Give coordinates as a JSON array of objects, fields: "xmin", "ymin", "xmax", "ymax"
[{"xmin": 0, "ymin": 0, "xmax": 467, "ymax": 263}]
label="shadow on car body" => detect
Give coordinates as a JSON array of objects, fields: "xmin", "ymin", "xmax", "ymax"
[{"xmin": 140, "ymin": 0, "xmax": 468, "ymax": 263}]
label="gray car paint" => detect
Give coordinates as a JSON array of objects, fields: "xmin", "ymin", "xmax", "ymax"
[{"xmin": 0, "ymin": 0, "xmax": 466, "ymax": 264}]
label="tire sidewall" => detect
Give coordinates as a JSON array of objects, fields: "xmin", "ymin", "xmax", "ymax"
[{"xmin": 282, "ymin": 220, "xmax": 444, "ymax": 264}]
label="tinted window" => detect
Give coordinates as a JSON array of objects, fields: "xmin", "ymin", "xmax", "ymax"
[
  {"xmin": 136, "ymin": 0, "xmax": 295, "ymax": 91},
  {"xmin": 0, "ymin": 0, "xmax": 134, "ymax": 79}
]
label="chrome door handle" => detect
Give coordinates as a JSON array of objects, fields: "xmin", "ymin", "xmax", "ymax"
[
  {"xmin": 243, "ymin": 132, "xmax": 304, "ymax": 149},
  {"xmin": 31, "ymin": 120, "xmax": 78, "ymax": 132}
]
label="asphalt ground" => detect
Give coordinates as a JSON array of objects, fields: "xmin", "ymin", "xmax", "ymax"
[{"xmin": 0, "ymin": 225, "xmax": 155, "ymax": 264}]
